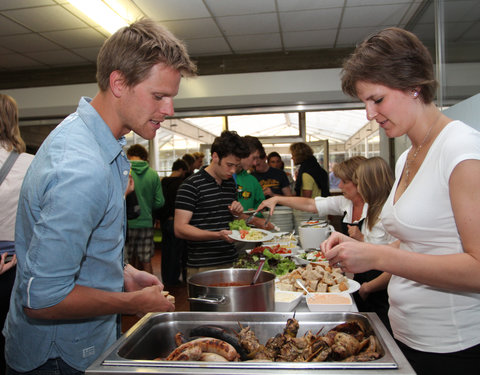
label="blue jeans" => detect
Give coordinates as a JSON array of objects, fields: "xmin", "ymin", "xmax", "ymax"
[{"xmin": 6, "ymin": 358, "xmax": 83, "ymax": 375}]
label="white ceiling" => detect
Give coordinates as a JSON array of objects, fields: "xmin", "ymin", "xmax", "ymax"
[
  {"xmin": 2, "ymin": 0, "xmax": 479, "ymax": 149},
  {"xmin": 0, "ymin": 0, "xmax": 479, "ymax": 72}
]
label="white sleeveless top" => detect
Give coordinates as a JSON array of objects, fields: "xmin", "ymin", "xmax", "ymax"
[{"xmin": 382, "ymin": 120, "xmax": 480, "ymax": 353}]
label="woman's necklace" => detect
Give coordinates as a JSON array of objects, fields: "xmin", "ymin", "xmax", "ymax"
[{"xmin": 404, "ymin": 114, "xmax": 441, "ymax": 187}]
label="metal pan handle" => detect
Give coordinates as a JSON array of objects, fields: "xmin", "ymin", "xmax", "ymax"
[{"xmin": 188, "ymin": 296, "xmax": 227, "ymax": 305}]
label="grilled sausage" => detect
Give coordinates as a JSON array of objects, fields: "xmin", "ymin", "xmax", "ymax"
[
  {"xmin": 166, "ymin": 337, "xmax": 240, "ymax": 361},
  {"xmin": 190, "ymin": 325, "xmax": 248, "ymax": 360}
]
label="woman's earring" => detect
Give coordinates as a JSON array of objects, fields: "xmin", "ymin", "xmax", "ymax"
[{"xmin": 413, "ymin": 90, "xmax": 419, "ymax": 98}]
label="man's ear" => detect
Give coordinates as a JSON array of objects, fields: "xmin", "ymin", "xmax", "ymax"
[
  {"xmin": 109, "ymin": 70, "xmax": 126, "ymax": 98},
  {"xmin": 211, "ymin": 152, "xmax": 219, "ymax": 163}
]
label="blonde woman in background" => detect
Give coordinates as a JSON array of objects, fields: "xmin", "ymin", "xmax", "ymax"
[
  {"xmin": 0, "ymin": 94, "xmax": 34, "ymax": 372},
  {"xmin": 257, "ymin": 155, "xmax": 395, "ymax": 331}
]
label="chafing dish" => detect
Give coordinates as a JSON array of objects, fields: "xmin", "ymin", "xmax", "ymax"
[{"xmin": 87, "ymin": 311, "xmax": 415, "ymax": 374}]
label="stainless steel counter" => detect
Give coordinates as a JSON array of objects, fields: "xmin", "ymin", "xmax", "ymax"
[{"xmin": 86, "ymin": 311, "xmax": 415, "ymax": 375}]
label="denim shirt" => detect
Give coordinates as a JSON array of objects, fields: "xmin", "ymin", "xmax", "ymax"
[{"xmin": 3, "ymin": 97, "xmax": 130, "ymax": 372}]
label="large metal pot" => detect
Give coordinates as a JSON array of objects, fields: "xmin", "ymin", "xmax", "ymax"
[{"xmin": 187, "ymin": 268, "xmax": 275, "ymax": 311}]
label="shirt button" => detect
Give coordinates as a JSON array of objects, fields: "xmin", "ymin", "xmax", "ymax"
[
  {"xmin": 123, "ymin": 170, "xmax": 129, "ymax": 176},
  {"xmin": 121, "ymin": 151, "xmax": 125, "ymax": 156}
]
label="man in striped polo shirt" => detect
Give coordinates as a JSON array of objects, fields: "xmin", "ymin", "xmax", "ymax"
[{"xmin": 174, "ymin": 131, "xmax": 250, "ymax": 278}]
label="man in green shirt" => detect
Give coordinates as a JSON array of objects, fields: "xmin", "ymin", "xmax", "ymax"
[
  {"xmin": 125, "ymin": 144, "xmax": 165, "ymax": 274},
  {"xmin": 236, "ymin": 136, "xmax": 265, "ymax": 211}
]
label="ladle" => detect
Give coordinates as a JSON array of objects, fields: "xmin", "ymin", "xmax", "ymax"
[{"xmin": 251, "ymin": 257, "xmax": 266, "ymax": 285}]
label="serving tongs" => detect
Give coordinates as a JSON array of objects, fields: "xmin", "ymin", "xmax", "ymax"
[{"xmin": 244, "ymin": 208, "xmax": 269, "ymax": 225}]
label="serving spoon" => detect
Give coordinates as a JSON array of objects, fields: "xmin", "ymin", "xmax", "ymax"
[
  {"xmin": 296, "ymin": 279, "xmax": 314, "ymax": 299},
  {"xmin": 251, "ymin": 257, "xmax": 266, "ymax": 285}
]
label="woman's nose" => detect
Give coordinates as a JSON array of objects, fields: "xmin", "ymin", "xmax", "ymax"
[{"xmin": 366, "ymin": 104, "xmax": 377, "ymax": 121}]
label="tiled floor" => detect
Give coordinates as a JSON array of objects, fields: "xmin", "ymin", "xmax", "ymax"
[{"xmin": 121, "ymin": 245, "xmax": 189, "ymax": 333}]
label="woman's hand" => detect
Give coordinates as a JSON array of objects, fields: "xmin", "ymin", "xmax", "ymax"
[
  {"xmin": 348, "ymin": 225, "xmax": 364, "ymax": 241},
  {"xmin": 0, "ymin": 253, "xmax": 16, "ymax": 275},
  {"xmin": 321, "ymin": 232, "xmax": 376, "ymax": 274},
  {"xmin": 256, "ymin": 196, "xmax": 279, "ymax": 215}
]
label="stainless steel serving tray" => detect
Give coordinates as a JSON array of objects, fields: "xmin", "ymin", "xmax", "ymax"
[{"xmin": 87, "ymin": 312, "xmax": 415, "ymax": 375}]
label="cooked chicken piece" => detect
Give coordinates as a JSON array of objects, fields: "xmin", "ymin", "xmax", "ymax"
[{"xmin": 331, "ymin": 332, "xmax": 361, "ymax": 360}]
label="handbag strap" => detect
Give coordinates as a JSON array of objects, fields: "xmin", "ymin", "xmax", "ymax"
[{"xmin": 0, "ymin": 150, "xmax": 19, "ymax": 186}]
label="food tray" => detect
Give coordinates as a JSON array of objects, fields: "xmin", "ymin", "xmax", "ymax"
[{"xmin": 87, "ymin": 312, "xmax": 415, "ymax": 374}]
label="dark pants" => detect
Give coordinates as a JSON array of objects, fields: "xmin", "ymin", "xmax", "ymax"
[
  {"xmin": 160, "ymin": 219, "xmax": 185, "ymax": 285},
  {"xmin": 1, "ymin": 266, "xmax": 16, "ymax": 374},
  {"xmin": 396, "ymin": 339, "xmax": 480, "ymax": 375},
  {"xmin": 6, "ymin": 358, "xmax": 83, "ymax": 375}
]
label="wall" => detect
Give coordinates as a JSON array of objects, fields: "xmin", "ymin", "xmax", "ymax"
[{"xmin": 4, "ymin": 63, "xmax": 479, "ymax": 121}]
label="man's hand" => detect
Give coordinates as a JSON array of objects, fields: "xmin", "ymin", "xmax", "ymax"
[
  {"xmin": 228, "ymin": 201, "xmax": 243, "ymax": 217},
  {"xmin": 124, "ymin": 264, "xmax": 162, "ymax": 292},
  {"xmin": 219, "ymin": 229, "xmax": 235, "ymax": 243}
]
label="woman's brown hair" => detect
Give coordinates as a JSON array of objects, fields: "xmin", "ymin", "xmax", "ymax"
[
  {"xmin": 332, "ymin": 156, "xmax": 367, "ymax": 182},
  {"xmin": 353, "ymin": 156, "xmax": 394, "ymax": 231},
  {"xmin": 0, "ymin": 94, "xmax": 26, "ymax": 153},
  {"xmin": 341, "ymin": 27, "xmax": 437, "ymax": 104},
  {"xmin": 289, "ymin": 142, "xmax": 313, "ymax": 165}
]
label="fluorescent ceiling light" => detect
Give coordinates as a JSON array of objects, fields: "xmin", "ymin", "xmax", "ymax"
[{"xmin": 68, "ymin": 0, "xmax": 135, "ymax": 34}]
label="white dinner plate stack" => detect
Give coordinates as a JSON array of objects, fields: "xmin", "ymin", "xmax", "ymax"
[{"xmin": 270, "ymin": 206, "xmax": 294, "ymax": 232}]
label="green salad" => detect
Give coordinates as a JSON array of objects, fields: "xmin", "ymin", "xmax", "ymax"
[
  {"xmin": 229, "ymin": 219, "xmax": 249, "ymax": 230},
  {"xmin": 234, "ymin": 249, "xmax": 296, "ymax": 276}
]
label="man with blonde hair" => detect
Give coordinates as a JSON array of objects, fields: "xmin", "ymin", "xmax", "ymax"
[{"xmin": 4, "ymin": 19, "xmax": 196, "ymax": 374}]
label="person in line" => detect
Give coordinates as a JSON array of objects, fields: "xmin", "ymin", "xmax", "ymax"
[
  {"xmin": 267, "ymin": 151, "xmax": 294, "ymax": 190},
  {"xmin": 253, "ymin": 148, "xmax": 292, "ymax": 198},
  {"xmin": 235, "ymin": 135, "xmax": 265, "ymax": 213},
  {"xmin": 290, "ymin": 142, "xmax": 330, "ymax": 198},
  {"xmin": 174, "ymin": 131, "xmax": 248, "ymax": 278},
  {"xmin": 322, "ymin": 27, "xmax": 480, "ymax": 374},
  {"xmin": 257, "ymin": 155, "xmax": 395, "ymax": 330},
  {"xmin": 329, "ymin": 162, "xmax": 341, "ymax": 190},
  {"xmin": 192, "ymin": 151, "xmax": 204, "ymax": 171},
  {"xmin": 156, "ymin": 159, "xmax": 189, "ymax": 286},
  {"xmin": 182, "ymin": 153, "xmax": 195, "ymax": 178},
  {"xmin": 3, "ymin": 18, "xmax": 197, "ymax": 374},
  {"xmin": 124, "ymin": 144, "xmax": 165, "ymax": 275},
  {"xmin": 0, "ymin": 94, "xmax": 34, "ymax": 373}
]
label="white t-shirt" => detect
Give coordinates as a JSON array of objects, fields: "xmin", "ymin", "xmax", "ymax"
[
  {"xmin": 382, "ymin": 120, "xmax": 480, "ymax": 353},
  {"xmin": 314, "ymin": 195, "xmax": 394, "ymax": 244},
  {"xmin": 0, "ymin": 147, "xmax": 34, "ymax": 241}
]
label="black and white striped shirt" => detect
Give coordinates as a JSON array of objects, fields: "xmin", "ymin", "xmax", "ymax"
[{"xmin": 175, "ymin": 167, "xmax": 237, "ymax": 267}]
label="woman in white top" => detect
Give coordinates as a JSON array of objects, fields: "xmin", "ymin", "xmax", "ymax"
[
  {"xmin": 322, "ymin": 27, "xmax": 480, "ymax": 374},
  {"xmin": 257, "ymin": 155, "xmax": 395, "ymax": 330},
  {"xmin": 0, "ymin": 94, "xmax": 34, "ymax": 371}
]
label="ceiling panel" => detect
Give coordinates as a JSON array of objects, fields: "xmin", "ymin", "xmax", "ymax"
[
  {"xmin": 0, "ymin": 14, "xmax": 31, "ymax": 35},
  {"xmin": 161, "ymin": 18, "xmax": 223, "ymax": 40},
  {"xmin": 216, "ymin": 13, "xmax": 279, "ymax": 35},
  {"xmin": 42, "ymin": 28, "xmax": 107, "ymax": 49},
  {"xmin": 134, "ymin": 0, "xmax": 210, "ymax": 21},
  {"xmin": 3, "ymin": 5, "xmax": 87, "ymax": 32},
  {"xmin": 228, "ymin": 33, "xmax": 282, "ymax": 53},
  {"xmin": 279, "ymin": 8, "xmax": 343, "ymax": 31},
  {"xmin": 283, "ymin": 29, "xmax": 337, "ymax": 50},
  {"xmin": 206, "ymin": 0, "xmax": 276, "ymax": 16}
]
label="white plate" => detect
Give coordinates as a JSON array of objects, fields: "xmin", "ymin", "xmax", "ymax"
[
  {"xmin": 276, "ymin": 278, "xmax": 361, "ymax": 295},
  {"xmin": 229, "ymin": 229, "xmax": 274, "ymax": 242},
  {"xmin": 345, "ymin": 278, "xmax": 361, "ymax": 294}
]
